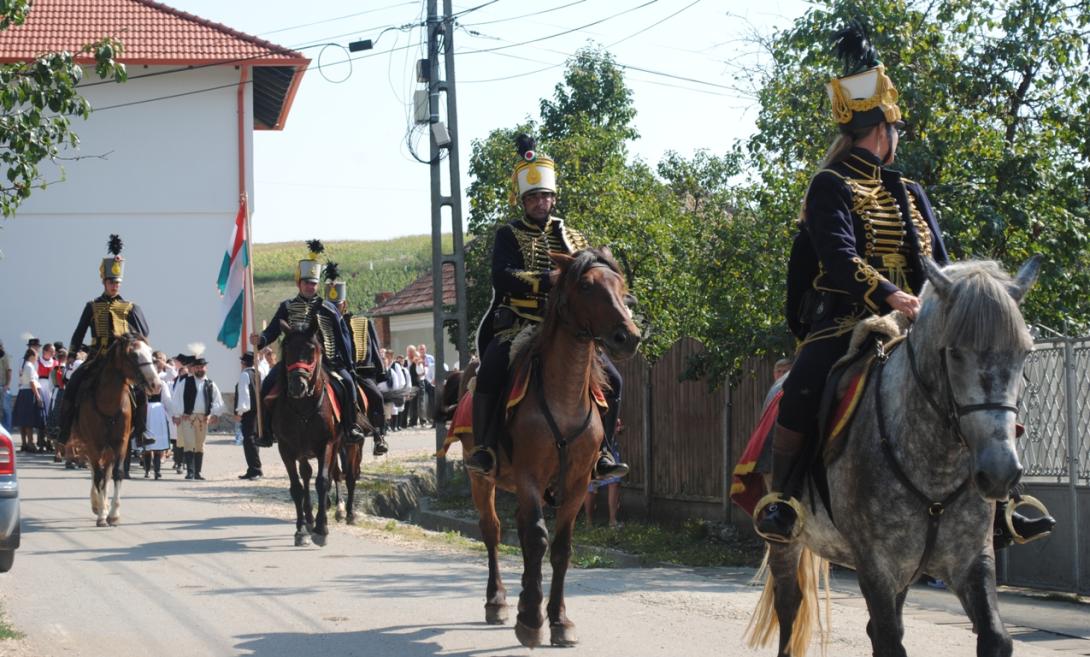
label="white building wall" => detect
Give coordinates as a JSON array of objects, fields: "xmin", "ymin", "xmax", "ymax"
[
  {"xmin": 0, "ymin": 65, "xmax": 255, "ymax": 386},
  {"xmin": 388, "ymin": 313, "xmax": 460, "ymax": 372}
]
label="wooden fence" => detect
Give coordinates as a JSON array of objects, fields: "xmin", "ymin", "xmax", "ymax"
[{"xmin": 613, "ymin": 337, "xmax": 777, "ymax": 527}]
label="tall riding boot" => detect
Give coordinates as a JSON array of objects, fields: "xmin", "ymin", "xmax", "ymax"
[
  {"xmin": 173, "ymin": 445, "xmax": 184, "ymax": 473},
  {"xmin": 131, "ymin": 390, "xmax": 155, "ymax": 447},
  {"xmin": 153, "ymin": 452, "xmax": 162, "ymax": 480},
  {"xmin": 343, "ymin": 386, "xmax": 365, "ymax": 445},
  {"xmin": 370, "ymin": 408, "xmax": 388, "ymax": 456},
  {"xmin": 193, "ymin": 452, "xmax": 205, "ymax": 481},
  {"xmin": 57, "ymin": 389, "xmax": 75, "ymax": 446},
  {"xmin": 143, "ymin": 451, "xmax": 152, "ymax": 478},
  {"xmin": 754, "ymin": 424, "xmax": 807, "ymax": 543},
  {"xmin": 465, "ymin": 392, "xmax": 501, "ymax": 475},
  {"xmin": 185, "ymin": 451, "xmax": 195, "ymax": 480},
  {"xmin": 256, "ymin": 403, "xmax": 275, "ymax": 448},
  {"xmin": 594, "ymin": 400, "xmax": 630, "ymax": 480},
  {"xmin": 994, "ymin": 495, "xmax": 1056, "ymax": 549}
]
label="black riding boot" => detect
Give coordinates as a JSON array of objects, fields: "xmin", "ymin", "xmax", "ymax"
[
  {"xmin": 465, "ymin": 392, "xmax": 501, "ymax": 476},
  {"xmin": 371, "ymin": 409, "xmax": 388, "ymax": 456},
  {"xmin": 994, "ymin": 496, "xmax": 1056, "ymax": 549},
  {"xmin": 193, "ymin": 452, "xmax": 205, "ymax": 481},
  {"xmin": 173, "ymin": 445, "xmax": 184, "ymax": 473},
  {"xmin": 343, "ymin": 387, "xmax": 365, "ymax": 445},
  {"xmin": 754, "ymin": 424, "xmax": 807, "ymax": 543},
  {"xmin": 184, "ymin": 452, "xmax": 194, "ymax": 480},
  {"xmin": 143, "ymin": 451, "xmax": 152, "ymax": 478},
  {"xmin": 153, "ymin": 452, "xmax": 162, "ymax": 479},
  {"xmin": 594, "ymin": 402, "xmax": 629, "ymax": 480},
  {"xmin": 130, "ymin": 390, "xmax": 155, "ymax": 447},
  {"xmin": 256, "ymin": 404, "xmax": 275, "ymax": 448}
]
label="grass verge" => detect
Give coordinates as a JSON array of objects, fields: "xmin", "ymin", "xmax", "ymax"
[{"xmin": 0, "ymin": 603, "xmax": 22, "ymax": 641}]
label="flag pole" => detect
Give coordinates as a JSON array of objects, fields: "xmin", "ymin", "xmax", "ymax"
[{"xmin": 242, "ymin": 192, "xmax": 264, "ymax": 439}]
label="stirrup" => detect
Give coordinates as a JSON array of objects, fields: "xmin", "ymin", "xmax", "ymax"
[
  {"xmin": 465, "ymin": 446, "xmax": 496, "ymax": 477},
  {"xmin": 1004, "ymin": 495, "xmax": 1053, "ymax": 545},
  {"xmin": 752, "ymin": 492, "xmax": 805, "ymax": 544}
]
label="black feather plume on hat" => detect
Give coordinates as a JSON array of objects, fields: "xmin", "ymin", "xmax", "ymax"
[
  {"xmin": 515, "ymin": 133, "xmax": 536, "ymax": 160},
  {"xmin": 832, "ymin": 19, "xmax": 880, "ymax": 77},
  {"xmin": 107, "ymin": 234, "xmax": 123, "ymax": 255},
  {"xmin": 324, "ymin": 261, "xmax": 340, "ymax": 282},
  {"xmin": 306, "ymin": 239, "xmax": 325, "ymax": 255}
]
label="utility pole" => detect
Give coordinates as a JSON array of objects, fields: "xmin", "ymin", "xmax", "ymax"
[{"xmin": 427, "ymin": 0, "xmax": 469, "ymax": 488}]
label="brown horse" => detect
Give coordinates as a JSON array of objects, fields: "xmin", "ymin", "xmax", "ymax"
[
  {"xmin": 70, "ymin": 334, "xmax": 160, "ymax": 527},
  {"xmin": 330, "ymin": 441, "xmax": 362, "ymax": 525},
  {"xmin": 271, "ymin": 320, "xmax": 341, "ymax": 547},
  {"xmin": 457, "ymin": 248, "xmax": 641, "ymax": 648}
]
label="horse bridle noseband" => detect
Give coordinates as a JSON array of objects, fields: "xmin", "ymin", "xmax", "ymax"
[{"xmin": 285, "ymin": 355, "xmax": 325, "ymax": 425}]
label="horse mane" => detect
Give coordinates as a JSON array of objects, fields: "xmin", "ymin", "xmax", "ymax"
[
  {"xmin": 922, "ymin": 260, "xmax": 1033, "ymax": 352},
  {"xmin": 519, "ymin": 248, "xmax": 624, "ymax": 394}
]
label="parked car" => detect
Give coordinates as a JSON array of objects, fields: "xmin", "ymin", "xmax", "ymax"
[{"xmin": 0, "ymin": 425, "xmax": 19, "ymax": 572}]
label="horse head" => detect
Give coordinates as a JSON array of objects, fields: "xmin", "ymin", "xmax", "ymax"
[
  {"xmin": 280, "ymin": 318, "xmax": 322, "ymax": 399},
  {"xmin": 547, "ymin": 248, "xmax": 642, "ymax": 361},
  {"xmin": 917, "ymin": 255, "xmax": 1042, "ymax": 500},
  {"xmin": 115, "ymin": 334, "xmax": 160, "ymax": 395}
]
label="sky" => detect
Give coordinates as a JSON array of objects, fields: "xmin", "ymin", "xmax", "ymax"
[{"xmin": 159, "ymin": 0, "xmax": 815, "ymax": 243}]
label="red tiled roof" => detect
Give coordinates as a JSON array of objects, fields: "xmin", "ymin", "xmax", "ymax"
[
  {"xmin": 0, "ymin": 0, "xmax": 308, "ymax": 129},
  {"xmin": 0, "ymin": 0, "xmax": 305, "ymax": 64},
  {"xmin": 370, "ymin": 264, "xmax": 457, "ymax": 317}
]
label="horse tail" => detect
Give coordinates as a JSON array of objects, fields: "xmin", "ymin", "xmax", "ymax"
[{"xmin": 745, "ymin": 545, "xmax": 831, "ymax": 657}]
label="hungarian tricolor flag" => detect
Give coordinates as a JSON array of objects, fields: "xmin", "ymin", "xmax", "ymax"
[{"xmin": 216, "ymin": 199, "xmax": 249, "ymax": 348}]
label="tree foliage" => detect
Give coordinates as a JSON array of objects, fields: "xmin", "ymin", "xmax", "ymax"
[
  {"xmin": 0, "ymin": 0, "xmax": 127, "ymax": 218},
  {"xmin": 691, "ymin": 0, "xmax": 1090, "ymax": 383}
]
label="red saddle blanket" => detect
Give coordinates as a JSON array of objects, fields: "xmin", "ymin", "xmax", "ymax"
[
  {"xmin": 728, "ymin": 367, "xmax": 870, "ymax": 516},
  {"xmin": 437, "ymin": 358, "xmax": 609, "ymax": 458}
]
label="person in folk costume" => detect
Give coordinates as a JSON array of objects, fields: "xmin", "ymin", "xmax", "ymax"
[
  {"xmin": 168, "ymin": 344, "xmax": 227, "ymax": 480},
  {"xmin": 140, "ymin": 352, "xmax": 174, "ymax": 479},
  {"xmin": 234, "ymin": 352, "xmax": 263, "ymax": 480},
  {"xmin": 753, "ymin": 21, "xmax": 1055, "ymax": 547},
  {"xmin": 57, "ymin": 235, "xmax": 154, "ymax": 448},
  {"xmin": 324, "ymin": 262, "xmax": 390, "ymax": 456},
  {"xmin": 464, "ymin": 134, "xmax": 630, "ymax": 481},
  {"xmin": 170, "ymin": 354, "xmax": 193, "ymax": 474},
  {"xmin": 249, "ymin": 239, "xmax": 366, "ymax": 447}
]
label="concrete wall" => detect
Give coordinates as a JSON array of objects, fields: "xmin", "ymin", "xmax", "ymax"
[
  {"xmin": 0, "ymin": 65, "xmax": 255, "ymax": 387},
  {"xmin": 997, "ymin": 482, "xmax": 1089, "ymax": 594}
]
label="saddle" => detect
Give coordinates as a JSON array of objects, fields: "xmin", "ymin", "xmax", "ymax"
[{"xmin": 808, "ymin": 312, "xmax": 909, "ymax": 520}]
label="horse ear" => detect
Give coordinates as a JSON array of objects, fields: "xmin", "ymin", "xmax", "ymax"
[
  {"xmin": 599, "ymin": 246, "xmax": 614, "ymax": 260},
  {"xmin": 1008, "ymin": 254, "xmax": 1042, "ymax": 304},
  {"xmin": 922, "ymin": 257, "xmax": 953, "ymax": 299},
  {"xmin": 549, "ymin": 251, "xmax": 575, "ymax": 270}
]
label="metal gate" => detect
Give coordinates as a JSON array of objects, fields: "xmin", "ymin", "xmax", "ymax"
[{"xmin": 1001, "ymin": 329, "xmax": 1088, "ymax": 593}]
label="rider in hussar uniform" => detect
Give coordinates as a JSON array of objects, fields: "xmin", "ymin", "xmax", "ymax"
[
  {"xmin": 249, "ymin": 240, "xmax": 366, "ymax": 447},
  {"xmin": 753, "ymin": 22, "xmax": 1054, "ymax": 547},
  {"xmin": 464, "ymin": 134, "xmax": 629, "ymax": 481},
  {"xmin": 58, "ymin": 235, "xmax": 154, "ymax": 447},
  {"xmin": 324, "ymin": 262, "xmax": 389, "ymax": 456}
]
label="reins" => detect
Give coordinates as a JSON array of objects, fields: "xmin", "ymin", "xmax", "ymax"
[
  {"xmin": 532, "ymin": 353, "xmax": 594, "ymax": 508},
  {"xmin": 284, "ymin": 346, "xmax": 328, "ymax": 427}
]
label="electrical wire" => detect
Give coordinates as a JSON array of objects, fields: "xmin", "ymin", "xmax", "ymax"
[
  {"xmin": 606, "ymin": 0, "xmax": 703, "ymax": 48},
  {"xmin": 448, "ymin": 0, "xmax": 501, "ymax": 19},
  {"xmin": 458, "ymin": 0, "xmax": 587, "ymax": 27},
  {"xmin": 457, "ymin": 0, "xmax": 659, "ymax": 55},
  {"xmin": 257, "ymin": 1, "xmax": 420, "ymax": 36}
]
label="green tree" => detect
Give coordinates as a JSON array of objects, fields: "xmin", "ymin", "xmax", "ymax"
[
  {"xmin": 692, "ymin": 0, "xmax": 1090, "ymax": 383},
  {"xmin": 0, "ymin": 0, "xmax": 127, "ymax": 218}
]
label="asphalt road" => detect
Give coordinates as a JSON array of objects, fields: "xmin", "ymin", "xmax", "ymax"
[{"xmin": 0, "ymin": 432, "xmax": 1085, "ymax": 657}]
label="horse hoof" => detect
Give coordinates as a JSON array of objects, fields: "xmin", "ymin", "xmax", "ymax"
[
  {"xmin": 294, "ymin": 532, "xmax": 312, "ymax": 547},
  {"xmin": 550, "ymin": 621, "xmax": 578, "ymax": 647},
  {"xmin": 334, "ymin": 509, "xmax": 344, "ymax": 522},
  {"xmin": 312, "ymin": 532, "xmax": 328, "ymax": 547},
  {"xmin": 96, "ymin": 518, "xmax": 108, "ymax": 528},
  {"xmin": 346, "ymin": 514, "xmax": 357, "ymax": 526},
  {"xmin": 107, "ymin": 517, "xmax": 120, "ymax": 527},
  {"xmin": 514, "ymin": 620, "xmax": 543, "ymax": 648},
  {"xmin": 485, "ymin": 604, "xmax": 509, "ymax": 625}
]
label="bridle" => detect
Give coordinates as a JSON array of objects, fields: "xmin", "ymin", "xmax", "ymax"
[
  {"xmin": 875, "ymin": 325, "xmax": 1022, "ymax": 584},
  {"xmin": 904, "ymin": 329, "xmax": 1021, "ymax": 449},
  {"xmin": 282, "ymin": 339, "xmax": 326, "ymax": 425},
  {"xmin": 556, "ymin": 263, "xmax": 630, "ymax": 346}
]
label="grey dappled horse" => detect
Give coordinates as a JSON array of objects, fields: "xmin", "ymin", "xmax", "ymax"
[{"xmin": 750, "ymin": 256, "xmax": 1041, "ymax": 657}]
